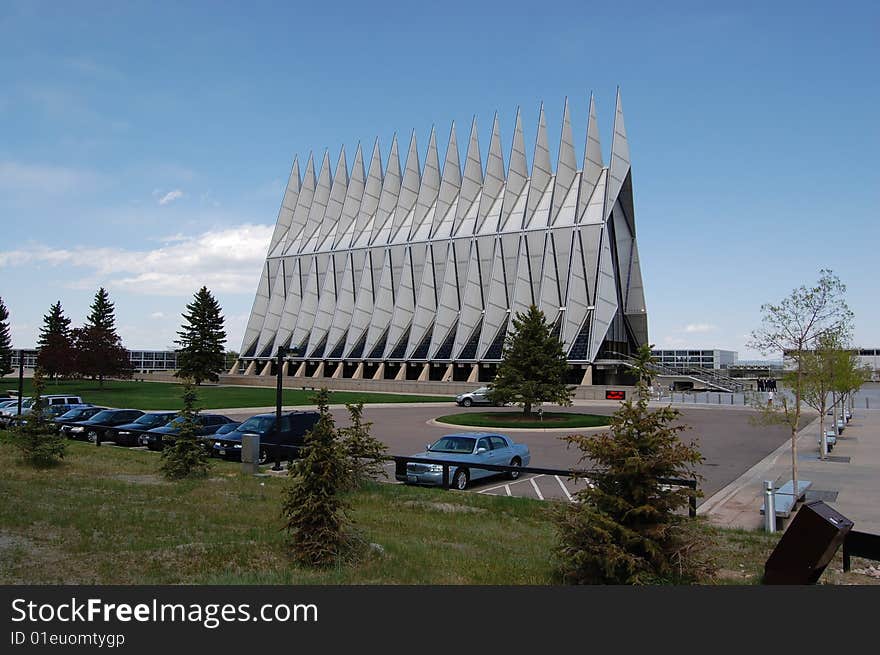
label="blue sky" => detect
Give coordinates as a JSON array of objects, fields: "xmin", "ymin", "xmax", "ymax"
[{"xmin": 1, "ymin": 0, "xmax": 878, "ymax": 358}]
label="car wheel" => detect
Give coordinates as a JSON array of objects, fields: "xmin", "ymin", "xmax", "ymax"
[
  {"xmin": 258, "ymin": 447, "xmax": 270, "ymax": 465},
  {"xmin": 462, "ymin": 398, "xmax": 473, "ymax": 407},
  {"xmin": 87, "ymin": 431, "xmax": 98, "ymax": 443},
  {"xmin": 452, "ymin": 468, "xmax": 469, "ymax": 491},
  {"xmin": 507, "ymin": 457, "xmax": 522, "ymax": 480}
]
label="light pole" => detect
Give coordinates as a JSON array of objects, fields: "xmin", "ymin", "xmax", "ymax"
[{"xmin": 273, "ymin": 345, "xmax": 293, "ymax": 471}]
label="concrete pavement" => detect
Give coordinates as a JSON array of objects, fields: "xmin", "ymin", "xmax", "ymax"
[{"xmin": 700, "ymin": 407, "xmax": 880, "ymax": 533}]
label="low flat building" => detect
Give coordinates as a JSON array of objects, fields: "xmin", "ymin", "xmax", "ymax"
[{"xmin": 651, "ymin": 349, "xmax": 737, "ymax": 371}]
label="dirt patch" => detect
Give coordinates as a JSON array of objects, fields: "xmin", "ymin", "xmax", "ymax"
[{"xmin": 401, "ymin": 501, "xmax": 487, "ymax": 514}]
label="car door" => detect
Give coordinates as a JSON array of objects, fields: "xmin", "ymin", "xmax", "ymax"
[
  {"xmin": 472, "ymin": 437, "xmax": 493, "ymax": 480},
  {"xmin": 473, "ymin": 388, "xmax": 489, "ymax": 404},
  {"xmin": 488, "ymin": 435, "xmax": 511, "ymax": 466}
]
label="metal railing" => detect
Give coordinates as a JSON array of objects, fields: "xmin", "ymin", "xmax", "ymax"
[{"xmin": 392, "ymin": 455, "xmax": 699, "ymax": 517}]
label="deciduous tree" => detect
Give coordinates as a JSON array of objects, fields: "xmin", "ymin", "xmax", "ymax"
[
  {"xmin": 749, "ymin": 270, "xmax": 853, "ymax": 499},
  {"xmin": 74, "ymin": 288, "xmax": 132, "ymax": 387}
]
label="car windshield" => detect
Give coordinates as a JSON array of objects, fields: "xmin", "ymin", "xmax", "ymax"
[
  {"xmin": 59, "ymin": 408, "xmax": 92, "ymax": 420},
  {"xmin": 88, "ymin": 410, "xmax": 117, "ymax": 422},
  {"xmin": 429, "ymin": 436, "xmax": 476, "ymax": 454},
  {"xmin": 135, "ymin": 413, "xmax": 175, "ymax": 428},
  {"xmin": 238, "ymin": 416, "xmax": 275, "ymax": 433},
  {"xmin": 216, "ymin": 423, "xmax": 239, "ymax": 434}
]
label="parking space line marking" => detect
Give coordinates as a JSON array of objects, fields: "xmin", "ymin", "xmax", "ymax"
[
  {"xmin": 530, "ymin": 477, "xmax": 544, "ymax": 500},
  {"xmin": 504, "ymin": 485, "xmax": 511, "ymax": 497},
  {"xmin": 555, "ymin": 476, "xmax": 573, "ymax": 501}
]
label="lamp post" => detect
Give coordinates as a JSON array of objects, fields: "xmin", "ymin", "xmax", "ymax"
[
  {"xmin": 16, "ymin": 349, "xmax": 24, "ymax": 417},
  {"xmin": 273, "ymin": 345, "xmax": 293, "ymax": 471}
]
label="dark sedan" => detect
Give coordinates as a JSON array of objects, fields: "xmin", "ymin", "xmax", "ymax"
[
  {"xmin": 141, "ymin": 414, "xmax": 236, "ymax": 451},
  {"xmin": 61, "ymin": 409, "xmax": 145, "ymax": 442},
  {"xmin": 107, "ymin": 411, "xmax": 179, "ymax": 446},
  {"xmin": 211, "ymin": 411, "xmax": 320, "ymax": 463}
]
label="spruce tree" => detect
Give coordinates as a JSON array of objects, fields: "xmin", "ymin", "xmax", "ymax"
[
  {"xmin": 0, "ymin": 297, "xmax": 12, "ymax": 377},
  {"xmin": 36, "ymin": 301, "xmax": 75, "ymax": 379},
  {"xmin": 281, "ymin": 388, "xmax": 351, "ymax": 567},
  {"xmin": 160, "ymin": 379, "xmax": 211, "ymax": 479},
  {"xmin": 339, "ymin": 402, "xmax": 388, "ymax": 490},
  {"xmin": 175, "ymin": 286, "xmax": 227, "ymax": 385},
  {"xmin": 74, "ymin": 288, "xmax": 132, "ymax": 388},
  {"xmin": 489, "ymin": 304, "xmax": 574, "ymax": 416},
  {"xmin": 554, "ymin": 345, "xmax": 713, "ymax": 584},
  {"xmin": 11, "ymin": 368, "xmax": 67, "ymax": 467}
]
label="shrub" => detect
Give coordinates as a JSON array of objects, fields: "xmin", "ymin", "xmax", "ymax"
[
  {"xmin": 11, "ymin": 368, "xmax": 66, "ymax": 467},
  {"xmin": 339, "ymin": 402, "xmax": 388, "ymax": 490},
  {"xmin": 159, "ymin": 379, "xmax": 211, "ymax": 480}
]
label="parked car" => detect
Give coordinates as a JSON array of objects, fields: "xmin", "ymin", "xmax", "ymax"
[
  {"xmin": 54, "ymin": 406, "xmax": 107, "ymax": 432},
  {"xmin": 62, "ymin": 409, "xmax": 145, "ymax": 442},
  {"xmin": 211, "ymin": 411, "xmax": 320, "ymax": 463},
  {"xmin": 7, "ymin": 403, "xmax": 93, "ymax": 428},
  {"xmin": 141, "ymin": 414, "xmax": 236, "ymax": 451},
  {"xmin": 0, "ymin": 395, "xmax": 85, "ymax": 425},
  {"xmin": 396, "ymin": 432, "xmax": 531, "ymax": 490},
  {"xmin": 107, "ymin": 411, "xmax": 179, "ymax": 447},
  {"xmin": 454, "ymin": 386, "xmax": 500, "ymax": 407}
]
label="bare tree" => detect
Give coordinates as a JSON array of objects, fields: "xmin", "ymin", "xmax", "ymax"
[{"xmin": 749, "ymin": 270, "xmax": 853, "ymax": 496}]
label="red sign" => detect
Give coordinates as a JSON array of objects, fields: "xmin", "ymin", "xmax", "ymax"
[{"xmin": 605, "ymin": 390, "xmax": 625, "ymax": 400}]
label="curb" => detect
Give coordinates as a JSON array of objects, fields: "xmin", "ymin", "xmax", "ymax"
[{"xmin": 426, "ymin": 418, "xmax": 611, "ymax": 433}]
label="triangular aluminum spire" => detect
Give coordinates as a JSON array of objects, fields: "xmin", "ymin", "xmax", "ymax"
[
  {"xmin": 454, "ymin": 117, "xmax": 483, "ymax": 236},
  {"xmin": 324, "ymin": 252, "xmax": 357, "ymax": 358},
  {"xmin": 477, "ymin": 238, "xmax": 507, "ymax": 358},
  {"xmin": 431, "ymin": 123, "xmax": 461, "ymax": 239},
  {"xmin": 288, "ymin": 255, "xmax": 322, "ymax": 350},
  {"xmin": 524, "ymin": 102, "xmax": 552, "ymax": 229},
  {"xmin": 578, "ymin": 92, "xmax": 603, "ymax": 220},
  {"xmin": 252, "ymin": 261, "xmax": 287, "ymax": 355},
  {"xmin": 343, "ymin": 251, "xmax": 377, "ymax": 357},
  {"xmin": 537, "ymin": 232, "xmax": 561, "ymax": 315},
  {"xmin": 477, "ymin": 112, "xmax": 505, "ymax": 234},
  {"xmin": 589, "ymin": 226, "xmax": 619, "ymax": 361},
  {"xmin": 551, "ymin": 98, "xmax": 577, "ymax": 226},
  {"xmin": 363, "ymin": 248, "xmax": 395, "ymax": 356},
  {"xmin": 270, "ymin": 258, "xmax": 304, "ymax": 354},
  {"xmin": 605, "ymin": 88, "xmax": 631, "ymax": 221},
  {"xmin": 299, "ymin": 150, "xmax": 333, "ymax": 254},
  {"xmin": 383, "ymin": 245, "xmax": 418, "ymax": 358},
  {"xmin": 452, "ymin": 241, "xmax": 484, "ymax": 358},
  {"xmin": 562, "ymin": 230, "xmax": 590, "ymax": 351},
  {"xmin": 334, "ymin": 143, "xmax": 365, "ymax": 249},
  {"xmin": 428, "ymin": 242, "xmax": 460, "ymax": 357},
  {"xmin": 281, "ymin": 152, "xmax": 316, "ymax": 255},
  {"xmin": 267, "ymin": 156, "xmax": 301, "ymax": 257},
  {"xmin": 406, "ymin": 244, "xmax": 437, "ymax": 358},
  {"xmin": 410, "ymin": 127, "xmax": 440, "ymax": 242},
  {"xmin": 500, "ymin": 108, "xmax": 527, "ymax": 231},
  {"xmin": 353, "ymin": 138, "xmax": 383, "ymax": 246},
  {"xmin": 318, "ymin": 146, "xmax": 349, "ymax": 250},
  {"xmin": 371, "ymin": 134, "xmax": 401, "ymax": 246},
  {"xmin": 392, "ymin": 130, "xmax": 421, "ymax": 242},
  {"xmin": 305, "ymin": 254, "xmax": 339, "ymax": 356}
]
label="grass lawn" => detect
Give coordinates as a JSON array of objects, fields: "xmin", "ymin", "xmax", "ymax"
[
  {"xmin": 435, "ymin": 411, "xmax": 612, "ymax": 429},
  {"xmin": 0, "ymin": 435, "xmax": 873, "ymax": 585},
  {"xmin": 3, "ymin": 379, "xmax": 452, "ymax": 411}
]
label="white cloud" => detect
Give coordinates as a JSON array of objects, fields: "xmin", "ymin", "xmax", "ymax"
[
  {"xmin": 0, "ymin": 224, "xmax": 273, "ymax": 297},
  {"xmin": 684, "ymin": 323, "xmax": 717, "ymax": 333},
  {"xmin": 157, "ymin": 189, "xmax": 184, "ymax": 206},
  {"xmin": 150, "ymin": 311, "xmax": 165, "ymax": 319}
]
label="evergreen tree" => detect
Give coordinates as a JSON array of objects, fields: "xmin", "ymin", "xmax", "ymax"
[
  {"xmin": 174, "ymin": 286, "xmax": 227, "ymax": 385},
  {"xmin": 11, "ymin": 368, "xmax": 67, "ymax": 467},
  {"xmin": 281, "ymin": 388, "xmax": 352, "ymax": 567},
  {"xmin": 489, "ymin": 304, "xmax": 574, "ymax": 416},
  {"xmin": 36, "ymin": 301, "xmax": 75, "ymax": 379},
  {"xmin": 0, "ymin": 297, "xmax": 12, "ymax": 377},
  {"xmin": 160, "ymin": 379, "xmax": 211, "ymax": 480},
  {"xmin": 555, "ymin": 344, "xmax": 713, "ymax": 584},
  {"xmin": 339, "ymin": 402, "xmax": 388, "ymax": 490},
  {"xmin": 74, "ymin": 288, "xmax": 132, "ymax": 388}
]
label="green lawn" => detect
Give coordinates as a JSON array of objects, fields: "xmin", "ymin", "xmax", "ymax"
[
  {"xmin": 435, "ymin": 411, "xmax": 612, "ymax": 429},
  {"xmin": 4, "ymin": 379, "xmax": 451, "ymax": 411},
  {"xmin": 0, "ymin": 434, "xmax": 873, "ymax": 585}
]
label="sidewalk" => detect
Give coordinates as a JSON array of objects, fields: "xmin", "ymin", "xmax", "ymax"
[{"xmin": 700, "ymin": 407, "xmax": 880, "ymax": 533}]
